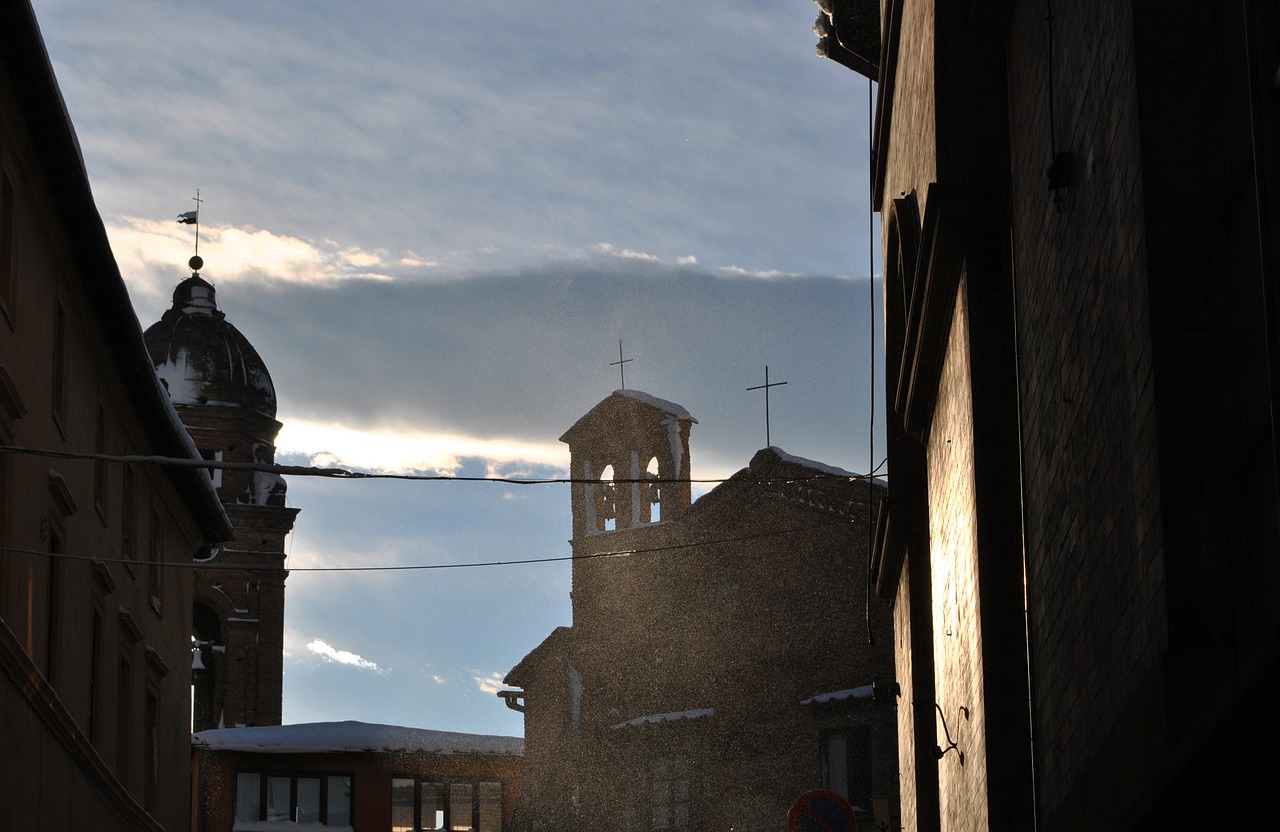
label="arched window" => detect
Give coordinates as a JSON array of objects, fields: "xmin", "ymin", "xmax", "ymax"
[
  {"xmin": 597, "ymin": 464, "xmax": 617, "ymax": 531},
  {"xmin": 645, "ymin": 456, "xmax": 662, "ymax": 523},
  {"xmin": 192, "ymin": 602, "xmax": 222, "ymax": 731}
]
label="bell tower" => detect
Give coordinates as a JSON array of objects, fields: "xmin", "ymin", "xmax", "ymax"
[
  {"xmin": 559, "ymin": 390, "xmax": 696, "ymax": 541},
  {"xmin": 144, "ymin": 269, "xmax": 298, "ymax": 730}
]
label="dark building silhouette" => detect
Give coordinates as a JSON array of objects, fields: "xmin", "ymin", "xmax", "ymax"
[
  {"xmin": 0, "ymin": 3, "xmax": 232, "ymax": 829},
  {"xmin": 144, "ymin": 274, "xmax": 298, "ymax": 731},
  {"xmin": 503, "ymin": 390, "xmax": 897, "ymax": 832},
  {"xmin": 814, "ymin": 1, "xmax": 1280, "ymax": 828}
]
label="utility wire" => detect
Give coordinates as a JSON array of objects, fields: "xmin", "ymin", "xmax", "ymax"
[
  {"xmin": 0, "ymin": 444, "xmax": 884, "ymax": 485},
  {"xmin": 0, "ymin": 520, "xmax": 857, "ymax": 574}
]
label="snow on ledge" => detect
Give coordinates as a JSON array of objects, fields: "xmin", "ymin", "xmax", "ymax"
[
  {"xmin": 192, "ymin": 720, "xmax": 523, "ymax": 755},
  {"xmin": 611, "ymin": 707, "xmax": 715, "ymax": 730},
  {"xmin": 800, "ymin": 685, "xmax": 874, "ymax": 705}
]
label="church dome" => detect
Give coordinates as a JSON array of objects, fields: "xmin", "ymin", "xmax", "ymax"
[{"xmin": 143, "ymin": 276, "xmax": 277, "ymax": 418}]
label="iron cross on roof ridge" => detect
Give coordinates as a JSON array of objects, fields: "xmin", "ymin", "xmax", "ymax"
[
  {"xmin": 747, "ymin": 365, "xmax": 788, "ymax": 448},
  {"xmin": 609, "ymin": 340, "xmax": 633, "ymax": 389}
]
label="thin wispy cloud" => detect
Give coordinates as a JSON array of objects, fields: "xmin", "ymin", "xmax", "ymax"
[
  {"xmin": 473, "ymin": 672, "xmax": 507, "ymax": 695},
  {"xmin": 306, "ymin": 639, "xmax": 382, "ymax": 672}
]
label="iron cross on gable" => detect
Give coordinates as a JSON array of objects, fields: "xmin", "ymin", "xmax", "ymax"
[
  {"xmin": 610, "ymin": 340, "xmax": 633, "ymax": 389},
  {"xmin": 747, "ymin": 365, "xmax": 788, "ymax": 448}
]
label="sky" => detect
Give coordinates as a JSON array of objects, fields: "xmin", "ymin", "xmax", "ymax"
[{"xmin": 31, "ymin": 0, "xmax": 882, "ymax": 738}]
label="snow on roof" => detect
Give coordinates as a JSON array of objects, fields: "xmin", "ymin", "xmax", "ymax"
[
  {"xmin": 614, "ymin": 389, "xmax": 697, "ymax": 423},
  {"xmin": 770, "ymin": 447, "xmax": 857, "ymax": 478},
  {"xmin": 191, "ymin": 720, "xmax": 523, "ymax": 755},
  {"xmin": 799, "ymin": 685, "xmax": 875, "ymax": 705},
  {"xmin": 611, "ymin": 707, "xmax": 715, "ymax": 730}
]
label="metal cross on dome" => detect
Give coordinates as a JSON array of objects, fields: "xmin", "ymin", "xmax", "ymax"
[{"xmin": 747, "ymin": 365, "xmax": 788, "ymax": 448}]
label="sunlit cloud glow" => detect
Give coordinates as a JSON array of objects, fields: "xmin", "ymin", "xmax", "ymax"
[
  {"xmin": 276, "ymin": 418, "xmax": 569, "ymax": 476},
  {"xmin": 473, "ymin": 672, "xmax": 506, "ymax": 694}
]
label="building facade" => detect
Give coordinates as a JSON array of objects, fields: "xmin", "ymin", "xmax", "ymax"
[
  {"xmin": 191, "ymin": 721, "xmax": 524, "ymax": 832},
  {"xmin": 0, "ymin": 3, "xmax": 233, "ymax": 829},
  {"xmin": 813, "ymin": 0, "xmax": 1280, "ymax": 828},
  {"xmin": 503, "ymin": 390, "xmax": 898, "ymax": 832},
  {"xmin": 144, "ymin": 274, "xmax": 298, "ymax": 731}
]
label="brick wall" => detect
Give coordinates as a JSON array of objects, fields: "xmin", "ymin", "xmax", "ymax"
[{"xmin": 925, "ymin": 278, "xmax": 989, "ymax": 831}]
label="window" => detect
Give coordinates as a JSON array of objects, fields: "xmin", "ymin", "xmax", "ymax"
[
  {"xmin": 597, "ymin": 464, "xmax": 617, "ymax": 531},
  {"xmin": 94, "ymin": 404, "xmax": 107, "ymax": 518},
  {"xmin": 0, "ymin": 165, "xmax": 15, "ymax": 324},
  {"xmin": 88, "ymin": 604, "xmax": 103, "ymax": 745},
  {"xmin": 148, "ymin": 509, "xmax": 163, "ymax": 613},
  {"xmin": 121, "ymin": 465, "xmax": 136, "ymax": 567},
  {"xmin": 44, "ymin": 526, "xmax": 62, "ymax": 683},
  {"xmin": 820, "ymin": 726, "xmax": 872, "ymax": 812},
  {"xmin": 51, "ymin": 301, "xmax": 66, "ymax": 428},
  {"xmin": 144, "ymin": 685, "xmax": 159, "ymax": 811},
  {"xmin": 116, "ymin": 652, "xmax": 132, "ymax": 781},
  {"xmin": 392, "ymin": 777, "xmax": 503, "ymax": 832},
  {"xmin": 644, "ymin": 456, "xmax": 661, "ymax": 522},
  {"xmin": 629, "ymin": 754, "xmax": 700, "ymax": 831},
  {"xmin": 236, "ymin": 771, "xmax": 353, "ymax": 827},
  {"xmin": 649, "ymin": 754, "xmax": 690, "ymax": 831}
]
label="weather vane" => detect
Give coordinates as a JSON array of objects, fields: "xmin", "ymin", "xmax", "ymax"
[
  {"xmin": 746, "ymin": 365, "xmax": 788, "ymax": 448},
  {"xmin": 609, "ymin": 340, "xmax": 633, "ymax": 389},
  {"xmin": 176, "ymin": 189, "xmax": 203, "ymax": 273}
]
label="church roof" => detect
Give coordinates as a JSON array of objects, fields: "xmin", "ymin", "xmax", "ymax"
[
  {"xmin": 559, "ymin": 389, "xmax": 696, "ymax": 445},
  {"xmin": 143, "ymin": 276, "xmax": 278, "ymax": 418}
]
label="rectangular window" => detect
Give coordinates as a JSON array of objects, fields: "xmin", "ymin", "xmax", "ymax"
[
  {"xmin": 88, "ymin": 605, "xmax": 103, "ymax": 745},
  {"xmin": 394, "ymin": 778, "xmax": 501, "ymax": 832},
  {"xmin": 0, "ymin": 166, "xmax": 15, "ymax": 323},
  {"xmin": 478, "ymin": 782, "xmax": 502, "ymax": 832},
  {"xmin": 821, "ymin": 726, "xmax": 872, "ymax": 811},
  {"xmin": 148, "ymin": 509, "xmax": 163, "ymax": 613},
  {"xmin": 51, "ymin": 301, "xmax": 66, "ymax": 428},
  {"xmin": 144, "ymin": 686, "xmax": 159, "ymax": 811},
  {"xmin": 121, "ymin": 465, "xmax": 136, "ymax": 567},
  {"xmin": 236, "ymin": 770, "xmax": 354, "ymax": 826},
  {"xmin": 422, "ymin": 782, "xmax": 446, "ymax": 830},
  {"xmin": 392, "ymin": 777, "xmax": 416, "ymax": 832},
  {"xmin": 645, "ymin": 754, "xmax": 693, "ymax": 832},
  {"xmin": 449, "ymin": 783, "xmax": 474, "ymax": 832},
  {"xmin": 94, "ymin": 405, "xmax": 107, "ymax": 517},
  {"xmin": 236, "ymin": 773, "xmax": 261, "ymax": 822},
  {"xmin": 266, "ymin": 775, "xmax": 291, "ymax": 821},
  {"xmin": 327, "ymin": 775, "xmax": 353, "ymax": 827},
  {"xmin": 44, "ymin": 527, "xmax": 62, "ymax": 684},
  {"xmin": 116, "ymin": 653, "xmax": 132, "ymax": 782}
]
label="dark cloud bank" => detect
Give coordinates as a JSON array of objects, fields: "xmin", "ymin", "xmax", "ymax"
[{"xmin": 219, "ymin": 259, "xmax": 885, "ymax": 476}]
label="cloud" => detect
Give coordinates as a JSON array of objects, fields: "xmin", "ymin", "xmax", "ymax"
[
  {"xmin": 594, "ymin": 243, "xmax": 659, "ymax": 261},
  {"xmin": 306, "ymin": 639, "xmax": 382, "ymax": 672},
  {"xmin": 473, "ymin": 672, "xmax": 507, "ymax": 695},
  {"xmin": 718, "ymin": 265, "xmax": 805, "ymax": 279},
  {"xmin": 276, "ymin": 419, "xmax": 568, "ymax": 477}
]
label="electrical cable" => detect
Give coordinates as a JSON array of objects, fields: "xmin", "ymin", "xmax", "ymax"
[
  {"xmin": 0, "ymin": 444, "xmax": 881, "ymax": 486},
  {"xmin": 0, "ymin": 518, "xmax": 859, "ymax": 573}
]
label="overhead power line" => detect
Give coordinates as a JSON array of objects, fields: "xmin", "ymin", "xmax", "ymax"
[
  {"xmin": 0, "ymin": 520, "xmax": 853, "ymax": 574},
  {"xmin": 0, "ymin": 444, "xmax": 887, "ymax": 485}
]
